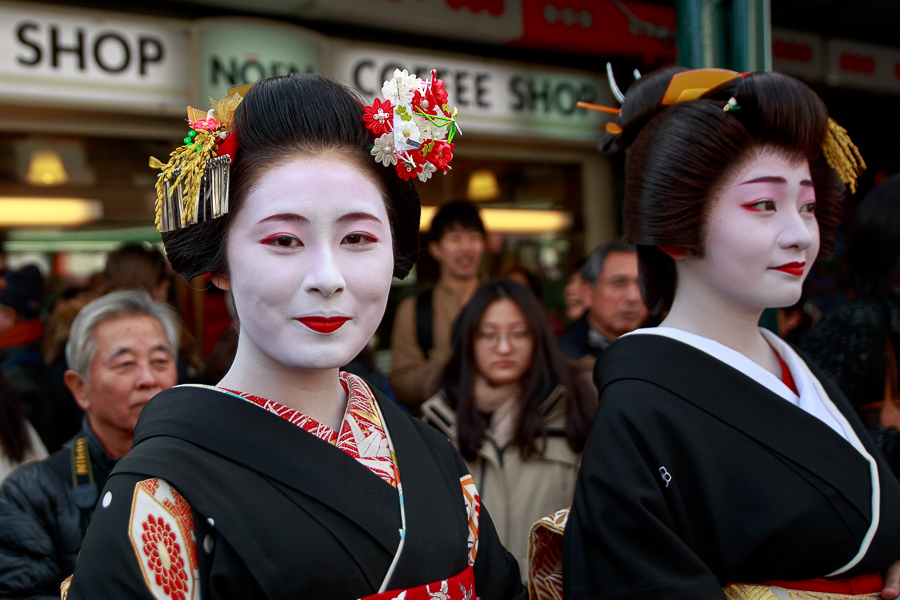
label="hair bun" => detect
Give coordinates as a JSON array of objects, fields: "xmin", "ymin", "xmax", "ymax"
[{"xmin": 599, "ymin": 66, "xmax": 688, "ymax": 156}]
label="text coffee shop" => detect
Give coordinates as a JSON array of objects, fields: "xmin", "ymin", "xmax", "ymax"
[{"xmin": 0, "ymin": 2, "xmax": 616, "ymax": 348}]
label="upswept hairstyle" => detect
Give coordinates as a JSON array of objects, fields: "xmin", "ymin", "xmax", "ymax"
[
  {"xmin": 439, "ymin": 278, "xmax": 593, "ymax": 461},
  {"xmin": 162, "ymin": 73, "xmax": 421, "ymax": 281},
  {"xmin": 848, "ymin": 173, "xmax": 900, "ymax": 299},
  {"xmin": 66, "ymin": 290, "xmax": 180, "ymax": 381},
  {"xmin": 601, "ymin": 68, "xmax": 845, "ymax": 315}
]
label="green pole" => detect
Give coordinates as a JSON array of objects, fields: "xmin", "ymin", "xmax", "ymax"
[
  {"xmin": 730, "ymin": 0, "xmax": 772, "ymax": 71},
  {"xmin": 675, "ymin": 0, "xmax": 727, "ymax": 68},
  {"xmin": 676, "ymin": 0, "xmax": 771, "ymax": 71}
]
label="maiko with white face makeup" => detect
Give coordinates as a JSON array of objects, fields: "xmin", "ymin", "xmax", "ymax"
[
  {"xmin": 216, "ymin": 156, "xmax": 394, "ymax": 374},
  {"xmin": 68, "ymin": 74, "xmax": 528, "ymax": 600},
  {"xmin": 559, "ymin": 68, "xmax": 900, "ymax": 600}
]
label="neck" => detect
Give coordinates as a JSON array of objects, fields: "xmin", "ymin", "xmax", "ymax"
[
  {"xmin": 660, "ymin": 275, "xmax": 781, "ymax": 377},
  {"xmin": 217, "ymin": 329, "xmax": 348, "ymax": 431},
  {"xmin": 86, "ymin": 417, "xmax": 133, "ymax": 458},
  {"xmin": 439, "ymin": 272, "xmax": 480, "ymax": 302},
  {"xmin": 586, "ymin": 313, "xmax": 618, "ymax": 341}
]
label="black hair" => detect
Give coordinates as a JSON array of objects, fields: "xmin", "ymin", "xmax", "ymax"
[
  {"xmin": 601, "ymin": 68, "xmax": 845, "ymax": 315},
  {"xmin": 439, "ymin": 278, "xmax": 593, "ymax": 461},
  {"xmin": 429, "ymin": 200, "xmax": 486, "ymax": 242},
  {"xmin": 0, "ymin": 371, "xmax": 32, "ymax": 464},
  {"xmin": 849, "ymin": 173, "xmax": 900, "ymax": 299},
  {"xmin": 580, "ymin": 239, "xmax": 636, "ymax": 286},
  {"xmin": 162, "ymin": 73, "xmax": 421, "ymax": 281}
]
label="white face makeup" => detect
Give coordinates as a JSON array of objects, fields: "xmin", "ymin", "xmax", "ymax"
[
  {"xmin": 680, "ymin": 149, "xmax": 820, "ymax": 312},
  {"xmin": 218, "ymin": 155, "xmax": 394, "ymax": 371}
]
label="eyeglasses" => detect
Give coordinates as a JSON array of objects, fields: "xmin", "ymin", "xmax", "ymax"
[{"xmin": 474, "ymin": 329, "xmax": 533, "ymax": 349}]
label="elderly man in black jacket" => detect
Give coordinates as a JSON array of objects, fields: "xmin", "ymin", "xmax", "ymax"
[{"xmin": 0, "ymin": 290, "xmax": 178, "ymax": 599}]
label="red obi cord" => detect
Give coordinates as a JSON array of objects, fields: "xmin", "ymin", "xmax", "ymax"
[
  {"xmin": 761, "ymin": 574, "xmax": 884, "ymax": 594},
  {"xmin": 360, "ymin": 566, "xmax": 474, "ymax": 600}
]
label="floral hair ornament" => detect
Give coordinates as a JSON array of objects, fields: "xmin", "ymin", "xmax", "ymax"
[
  {"xmin": 149, "ymin": 82, "xmax": 254, "ymax": 232},
  {"xmin": 364, "ymin": 69, "xmax": 461, "ymax": 182},
  {"xmin": 723, "ymin": 97, "xmax": 741, "ymax": 112}
]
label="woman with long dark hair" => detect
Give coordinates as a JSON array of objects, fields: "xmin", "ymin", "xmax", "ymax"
[
  {"xmin": 422, "ymin": 278, "xmax": 593, "ymax": 580},
  {"xmin": 803, "ymin": 174, "xmax": 900, "ymax": 475},
  {"xmin": 0, "ymin": 371, "xmax": 46, "ymax": 482},
  {"xmin": 67, "ymin": 72, "xmax": 526, "ymax": 600}
]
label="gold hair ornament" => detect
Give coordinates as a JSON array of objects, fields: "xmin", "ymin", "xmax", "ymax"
[
  {"xmin": 149, "ymin": 82, "xmax": 253, "ymax": 232},
  {"xmin": 822, "ymin": 117, "xmax": 866, "ymax": 194}
]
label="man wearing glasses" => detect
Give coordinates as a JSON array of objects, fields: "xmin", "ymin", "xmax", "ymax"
[{"xmin": 558, "ymin": 240, "xmax": 648, "ymax": 370}]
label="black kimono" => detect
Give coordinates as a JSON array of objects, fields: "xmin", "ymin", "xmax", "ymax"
[
  {"xmin": 563, "ymin": 332, "xmax": 900, "ymax": 600},
  {"xmin": 67, "ymin": 385, "xmax": 526, "ymax": 600}
]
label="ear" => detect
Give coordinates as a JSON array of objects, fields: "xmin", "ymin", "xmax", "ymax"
[
  {"xmin": 211, "ymin": 271, "xmax": 231, "ymax": 291},
  {"xmin": 428, "ymin": 240, "xmax": 442, "ymax": 262},
  {"xmin": 63, "ymin": 370, "xmax": 90, "ymax": 412},
  {"xmin": 659, "ymin": 245, "xmax": 688, "ymax": 260}
]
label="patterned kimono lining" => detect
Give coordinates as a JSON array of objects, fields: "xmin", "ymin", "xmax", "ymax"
[{"xmin": 220, "ymin": 372, "xmax": 399, "ymax": 488}]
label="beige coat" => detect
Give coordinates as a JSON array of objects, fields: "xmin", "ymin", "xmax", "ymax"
[{"xmin": 421, "ymin": 386, "xmax": 581, "ymax": 582}]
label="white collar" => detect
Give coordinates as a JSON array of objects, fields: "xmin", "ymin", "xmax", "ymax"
[{"xmin": 624, "ymin": 327, "xmax": 798, "ymax": 404}]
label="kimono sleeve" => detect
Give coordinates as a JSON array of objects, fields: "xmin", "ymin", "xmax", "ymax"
[
  {"xmin": 67, "ymin": 473, "xmax": 198, "ymax": 600},
  {"xmin": 562, "ymin": 380, "xmax": 725, "ymax": 600}
]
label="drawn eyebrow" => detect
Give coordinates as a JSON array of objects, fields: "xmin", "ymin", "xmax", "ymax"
[
  {"xmin": 336, "ymin": 212, "xmax": 383, "ymax": 225},
  {"xmin": 740, "ymin": 176, "xmax": 814, "ymax": 187},
  {"xmin": 257, "ymin": 213, "xmax": 309, "ymax": 225}
]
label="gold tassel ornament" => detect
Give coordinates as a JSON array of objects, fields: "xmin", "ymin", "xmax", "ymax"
[
  {"xmin": 822, "ymin": 117, "xmax": 866, "ymax": 194},
  {"xmin": 154, "ymin": 130, "xmax": 221, "ymax": 230},
  {"xmin": 149, "ymin": 84, "xmax": 250, "ymax": 232}
]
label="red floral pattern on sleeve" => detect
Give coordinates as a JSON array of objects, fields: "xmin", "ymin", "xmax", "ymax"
[{"xmin": 129, "ymin": 479, "xmax": 198, "ymax": 600}]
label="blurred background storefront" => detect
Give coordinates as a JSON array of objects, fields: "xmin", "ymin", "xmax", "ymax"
[
  {"xmin": 4, "ymin": 0, "xmax": 899, "ymax": 348},
  {"xmin": 0, "ymin": 0, "xmax": 668, "ymax": 350}
]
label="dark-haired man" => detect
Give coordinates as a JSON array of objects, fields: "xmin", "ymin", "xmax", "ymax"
[
  {"xmin": 390, "ymin": 200, "xmax": 486, "ymax": 407},
  {"xmin": 558, "ymin": 240, "xmax": 648, "ymax": 363}
]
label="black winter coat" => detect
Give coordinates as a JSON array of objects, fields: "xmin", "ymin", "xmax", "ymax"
[{"xmin": 0, "ymin": 424, "xmax": 118, "ymax": 599}]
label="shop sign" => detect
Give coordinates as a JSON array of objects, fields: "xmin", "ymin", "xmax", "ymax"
[
  {"xmin": 826, "ymin": 38, "xmax": 900, "ymax": 94},
  {"xmin": 194, "ymin": 0, "xmax": 674, "ymax": 62},
  {"xmin": 235, "ymin": 0, "xmax": 524, "ymax": 44},
  {"xmin": 329, "ymin": 44, "xmax": 613, "ymax": 142},
  {"xmin": 772, "ymin": 28, "xmax": 823, "ymax": 80},
  {"xmin": 0, "ymin": 2, "xmax": 190, "ymax": 113},
  {"xmin": 195, "ymin": 18, "xmax": 323, "ymax": 108}
]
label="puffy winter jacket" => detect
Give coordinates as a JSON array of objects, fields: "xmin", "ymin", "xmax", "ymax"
[{"xmin": 0, "ymin": 423, "xmax": 118, "ymax": 599}]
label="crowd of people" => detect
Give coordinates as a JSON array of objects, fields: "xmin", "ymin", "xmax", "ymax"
[{"xmin": 0, "ymin": 66, "xmax": 898, "ymax": 600}]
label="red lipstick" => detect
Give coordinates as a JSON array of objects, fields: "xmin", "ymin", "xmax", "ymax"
[
  {"xmin": 771, "ymin": 262, "xmax": 806, "ymax": 276},
  {"xmin": 297, "ymin": 317, "xmax": 350, "ymax": 334}
]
